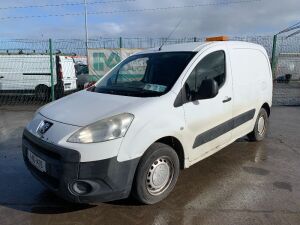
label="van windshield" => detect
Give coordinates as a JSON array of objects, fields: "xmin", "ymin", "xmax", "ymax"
[{"xmin": 92, "ymin": 52, "xmax": 196, "ymax": 97}]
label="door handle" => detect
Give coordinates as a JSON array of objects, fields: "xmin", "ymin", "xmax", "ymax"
[
  {"xmin": 223, "ymin": 96, "xmax": 232, "ymax": 103},
  {"xmin": 0, "ymin": 76, "xmax": 4, "ymax": 79}
]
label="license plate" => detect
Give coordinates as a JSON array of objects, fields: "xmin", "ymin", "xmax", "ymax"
[
  {"xmin": 27, "ymin": 150, "xmax": 46, "ymax": 172},
  {"xmin": 64, "ymin": 83, "xmax": 71, "ymax": 89}
]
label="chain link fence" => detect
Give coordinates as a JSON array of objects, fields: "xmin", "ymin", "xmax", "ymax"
[
  {"xmin": 0, "ymin": 36, "xmax": 299, "ymax": 106},
  {"xmin": 272, "ymin": 36, "xmax": 300, "ymax": 105}
]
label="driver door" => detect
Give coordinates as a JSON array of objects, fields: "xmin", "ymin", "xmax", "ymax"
[{"xmin": 182, "ymin": 47, "xmax": 233, "ymax": 161}]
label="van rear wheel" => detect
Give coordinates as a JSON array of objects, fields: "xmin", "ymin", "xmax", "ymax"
[
  {"xmin": 35, "ymin": 85, "xmax": 50, "ymax": 101},
  {"xmin": 132, "ymin": 143, "xmax": 180, "ymax": 204},
  {"xmin": 247, "ymin": 108, "xmax": 269, "ymax": 142}
]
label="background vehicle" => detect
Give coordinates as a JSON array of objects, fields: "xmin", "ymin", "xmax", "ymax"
[
  {"xmin": 75, "ymin": 63, "xmax": 88, "ymax": 76},
  {"xmin": 55, "ymin": 55, "xmax": 77, "ymax": 97},
  {"xmin": 74, "ymin": 62, "xmax": 102, "ymax": 90},
  {"xmin": 0, "ymin": 54, "xmax": 77, "ymax": 99},
  {"xmin": 276, "ymin": 74, "xmax": 292, "ymax": 83}
]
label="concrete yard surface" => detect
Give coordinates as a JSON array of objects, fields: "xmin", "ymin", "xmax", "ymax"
[{"xmin": 0, "ymin": 106, "xmax": 300, "ymax": 225}]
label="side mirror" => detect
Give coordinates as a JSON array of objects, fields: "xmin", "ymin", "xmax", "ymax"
[{"xmin": 191, "ymin": 79, "xmax": 219, "ymax": 101}]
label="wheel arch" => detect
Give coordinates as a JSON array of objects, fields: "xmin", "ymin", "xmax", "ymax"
[
  {"xmin": 155, "ymin": 136, "xmax": 185, "ymax": 170},
  {"xmin": 261, "ymin": 102, "xmax": 271, "ymax": 117},
  {"xmin": 35, "ymin": 84, "xmax": 50, "ymax": 90},
  {"xmin": 34, "ymin": 84, "xmax": 51, "ymax": 100}
]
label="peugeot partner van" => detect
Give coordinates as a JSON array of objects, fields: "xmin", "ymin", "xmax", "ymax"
[{"xmin": 22, "ymin": 38, "xmax": 273, "ymax": 204}]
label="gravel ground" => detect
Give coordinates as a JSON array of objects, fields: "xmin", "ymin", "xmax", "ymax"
[{"xmin": 273, "ymin": 81, "xmax": 300, "ymax": 106}]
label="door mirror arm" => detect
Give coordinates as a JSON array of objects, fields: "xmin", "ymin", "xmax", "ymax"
[{"xmin": 190, "ymin": 90, "xmax": 198, "ymax": 101}]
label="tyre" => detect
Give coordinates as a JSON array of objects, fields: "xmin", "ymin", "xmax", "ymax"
[
  {"xmin": 35, "ymin": 85, "xmax": 50, "ymax": 101},
  {"xmin": 55, "ymin": 82, "xmax": 64, "ymax": 99},
  {"xmin": 247, "ymin": 108, "xmax": 269, "ymax": 141},
  {"xmin": 132, "ymin": 143, "xmax": 180, "ymax": 204}
]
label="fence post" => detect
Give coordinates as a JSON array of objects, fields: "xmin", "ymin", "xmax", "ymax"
[
  {"xmin": 49, "ymin": 38, "xmax": 55, "ymax": 102},
  {"xmin": 271, "ymin": 34, "xmax": 278, "ymax": 79},
  {"xmin": 119, "ymin": 37, "xmax": 123, "ymax": 48}
]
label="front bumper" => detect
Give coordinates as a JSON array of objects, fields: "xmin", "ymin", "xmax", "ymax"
[{"xmin": 22, "ymin": 129, "xmax": 140, "ymax": 203}]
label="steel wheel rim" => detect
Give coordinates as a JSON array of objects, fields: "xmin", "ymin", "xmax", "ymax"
[
  {"xmin": 146, "ymin": 156, "xmax": 174, "ymax": 196},
  {"xmin": 257, "ymin": 116, "xmax": 266, "ymax": 135}
]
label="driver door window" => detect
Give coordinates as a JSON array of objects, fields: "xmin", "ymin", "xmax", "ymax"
[{"xmin": 185, "ymin": 50, "xmax": 226, "ymax": 98}]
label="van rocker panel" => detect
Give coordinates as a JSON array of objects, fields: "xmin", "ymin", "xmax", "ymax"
[{"xmin": 193, "ymin": 109, "xmax": 256, "ymax": 148}]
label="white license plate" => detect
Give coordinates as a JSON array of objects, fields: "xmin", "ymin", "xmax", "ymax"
[
  {"xmin": 27, "ymin": 150, "xmax": 46, "ymax": 172},
  {"xmin": 64, "ymin": 83, "xmax": 71, "ymax": 89}
]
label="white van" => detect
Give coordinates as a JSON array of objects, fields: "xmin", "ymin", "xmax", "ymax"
[
  {"xmin": 0, "ymin": 55, "xmax": 77, "ymax": 99},
  {"xmin": 22, "ymin": 38, "xmax": 272, "ymax": 204}
]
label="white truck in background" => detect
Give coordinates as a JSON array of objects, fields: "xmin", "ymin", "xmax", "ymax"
[{"xmin": 0, "ymin": 54, "xmax": 77, "ymax": 99}]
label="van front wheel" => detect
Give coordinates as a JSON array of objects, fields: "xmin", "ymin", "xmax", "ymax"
[
  {"xmin": 132, "ymin": 143, "xmax": 180, "ymax": 204},
  {"xmin": 247, "ymin": 108, "xmax": 269, "ymax": 141}
]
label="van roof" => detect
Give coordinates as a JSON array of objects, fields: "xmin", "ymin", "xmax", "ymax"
[{"xmin": 137, "ymin": 41, "xmax": 265, "ymax": 54}]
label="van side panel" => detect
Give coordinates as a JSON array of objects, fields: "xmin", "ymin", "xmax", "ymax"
[
  {"xmin": 229, "ymin": 47, "xmax": 272, "ymax": 139},
  {"xmin": 0, "ymin": 55, "xmax": 57, "ymax": 91}
]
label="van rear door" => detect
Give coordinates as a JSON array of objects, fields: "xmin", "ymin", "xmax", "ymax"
[
  {"xmin": 229, "ymin": 47, "xmax": 271, "ymax": 138},
  {"xmin": 58, "ymin": 56, "xmax": 77, "ymax": 91}
]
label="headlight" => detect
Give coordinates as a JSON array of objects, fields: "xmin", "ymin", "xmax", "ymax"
[{"xmin": 67, "ymin": 113, "xmax": 134, "ymax": 144}]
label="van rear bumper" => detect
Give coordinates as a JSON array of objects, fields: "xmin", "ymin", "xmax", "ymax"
[{"xmin": 22, "ymin": 129, "xmax": 140, "ymax": 203}]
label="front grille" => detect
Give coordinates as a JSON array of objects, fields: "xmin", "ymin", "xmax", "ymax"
[{"xmin": 23, "ymin": 135, "xmax": 61, "ymax": 161}]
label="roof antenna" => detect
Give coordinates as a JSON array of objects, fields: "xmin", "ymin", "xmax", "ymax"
[{"xmin": 158, "ymin": 19, "xmax": 182, "ymax": 51}]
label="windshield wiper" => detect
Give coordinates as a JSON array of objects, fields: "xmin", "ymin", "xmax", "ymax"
[{"xmin": 95, "ymin": 86, "xmax": 162, "ymax": 97}]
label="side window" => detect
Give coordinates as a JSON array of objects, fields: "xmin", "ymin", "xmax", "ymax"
[{"xmin": 185, "ymin": 50, "xmax": 226, "ymax": 93}]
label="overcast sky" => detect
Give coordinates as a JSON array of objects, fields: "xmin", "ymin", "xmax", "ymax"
[{"xmin": 0, "ymin": 0, "xmax": 299, "ymax": 39}]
